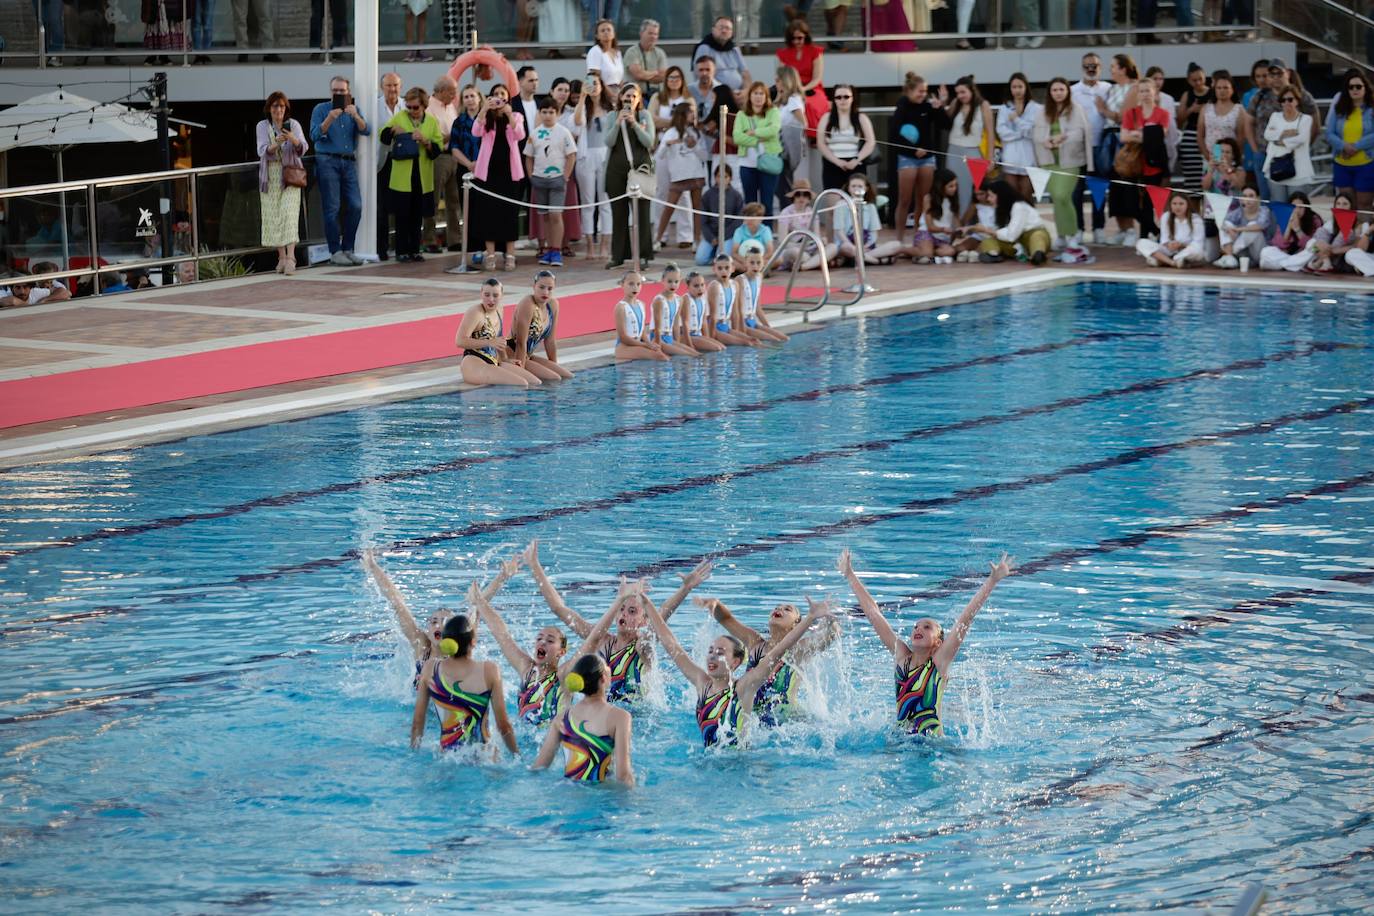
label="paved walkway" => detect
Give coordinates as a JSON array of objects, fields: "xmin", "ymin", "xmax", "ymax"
[{"xmin": 0, "ymin": 241, "xmax": 1362, "ymax": 465}]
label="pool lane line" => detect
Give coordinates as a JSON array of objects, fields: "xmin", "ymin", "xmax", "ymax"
[
  {"xmin": 5, "ymin": 473, "xmax": 1372, "ymax": 726},
  {"xmin": 591, "ymin": 390, "xmax": 1374, "ymax": 589},
  {"xmin": 0, "ymin": 346, "xmax": 1362, "ymax": 639},
  {"xmin": 0, "ymin": 331, "xmax": 1144, "ymax": 565},
  {"xmin": 1044, "ymin": 568, "xmax": 1374, "ymax": 662}
]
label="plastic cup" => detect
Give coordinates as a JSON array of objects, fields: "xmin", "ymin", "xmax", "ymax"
[{"xmin": 1239, "ymin": 256, "xmax": 1250, "ymax": 273}]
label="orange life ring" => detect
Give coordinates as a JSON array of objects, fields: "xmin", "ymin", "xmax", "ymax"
[{"xmin": 447, "ymin": 47, "xmax": 520, "ymax": 98}]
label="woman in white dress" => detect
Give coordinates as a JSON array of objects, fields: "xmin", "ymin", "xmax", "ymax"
[
  {"xmin": 995, "ymin": 72, "xmax": 1042, "ymax": 205},
  {"xmin": 539, "ymin": 0, "xmax": 582, "ymax": 48}
]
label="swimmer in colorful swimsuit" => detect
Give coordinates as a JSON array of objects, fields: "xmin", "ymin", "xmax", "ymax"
[
  {"xmin": 472, "ymin": 572, "xmax": 633, "ymax": 727},
  {"xmin": 410, "ymin": 602, "xmax": 519, "ymax": 758},
  {"xmin": 650, "ymin": 263, "xmax": 702, "ymax": 358},
  {"xmin": 613, "ymin": 270, "xmax": 669, "ymax": 362},
  {"xmin": 508, "ymin": 269, "xmax": 574, "ymax": 382},
  {"xmin": 681, "ymin": 270, "xmax": 726, "ymax": 352},
  {"xmin": 522, "ymin": 538, "xmax": 712, "ymax": 705},
  {"xmin": 706, "ymin": 254, "xmax": 758, "ymax": 348},
  {"xmin": 532, "ymin": 653, "xmax": 635, "ymax": 785},
  {"xmin": 839, "ymin": 548, "xmax": 1013, "ymax": 737},
  {"xmin": 645, "ymin": 591, "xmax": 837, "ymax": 747},
  {"xmin": 456, "ymin": 278, "xmax": 544, "ymax": 387},
  {"xmin": 361, "ymin": 549, "xmax": 520, "ymax": 692},
  {"xmin": 734, "ymin": 249, "xmax": 789, "ymax": 343},
  {"xmin": 697, "ymin": 595, "xmax": 841, "ymax": 726}
]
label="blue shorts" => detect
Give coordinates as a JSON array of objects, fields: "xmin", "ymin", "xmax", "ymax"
[
  {"xmin": 897, "ymin": 153, "xmax": 936, "ymax": 170},
  {"xmin": 744, "ymin": 317, "xmax": 758, "ymax": 329},
  {"xmin": 1332, "ymin": 160, "xmax": 1374, "ymax": 193},
  {"xmin": 715, "ymin": 320, "xmax": 731, "ymax": 332}
]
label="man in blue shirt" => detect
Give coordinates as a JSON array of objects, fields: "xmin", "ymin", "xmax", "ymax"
[{"xmin": 310, "ymin": 75, "xmax": 371, "ymax": 265}]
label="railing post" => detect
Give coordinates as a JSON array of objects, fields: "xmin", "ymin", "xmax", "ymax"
[
  {"xmin": 444, "ymin": 173, "xmax": 476, "ymax": 274},
  {"xmin": 717, "ymin": 103, "xmax": 726, "ymax": 258},
  {"xmin": 87, "ymin": 181, "xmax": 100, "ymax": 297},
  {"xmin": 629, "ymin": 183, "xmax": 641, "ymax": 270}
]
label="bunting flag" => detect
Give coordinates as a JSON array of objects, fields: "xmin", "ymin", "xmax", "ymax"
[
  {"xmin": 1203, "ymin": 192, "xmax": 1234, "ymax": 233},
  {"xmin": 1269, "ymin": 201, "xmax": 1295, "ymax": 235},
  {"xmin": 1027, "ymin": 166, "xmax": 1051, "ymax": 201},
  {"xmin": 1334, "ymin": 206, "xmax": 1357, "ymax": 238},
  {"xmin": 1086, "ymin": 175, "xmax": 1109, "ymax": 209},
  {"xmin": 1146, "ymin": 184, "xmax": 1172, "ymax": 219},
  {"xmin": 967, "ymin": 157, "xmax": 991, "ymax": 190}
]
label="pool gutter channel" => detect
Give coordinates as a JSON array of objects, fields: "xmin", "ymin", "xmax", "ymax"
[{"xmin": 0, "ymin": 270, "xmax": 1362, "ymax": 468}]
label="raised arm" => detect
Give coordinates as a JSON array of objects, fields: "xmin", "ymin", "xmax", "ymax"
[
  {"xmin": 409, "ymin": 659, "xmax": 435, "ymax": 747},
  {"xmin": 736, "ymin": 599, "xmax": 836, "ymax": 700},
  {"xmin": 482, "ymin": 554, "xmax": 520, "ymax": 602},
  {"xmin": 659, "ymin": 559, "xmax": 713, "ymax": 621},
  {"xmin": 838, "ymin": 549, "xmax": 905, "ymax": 659},
  {"xmin": 642, "ymin": 590, "xmax": 712, "ymax": 692},
  {"xmin": 468, "ymin": 581, "xmax": 533, "ymax": 677},
  {"xmin": 564, "ymin": 588, "xmax": 632, "ymax": 670},
  {"xmin": 791, "ymin": 611, "xmax": 842, "ymax": 665},
  {"xmin": 486, "ymin": 660, "xmax": 520, "ymax": 756},
  {"xmin": 522, "ymin": 539, "xmax": 592, "ymax": 638},
  {"xmin": 697, "ymin": 597, "xmax": 764, "ymax": 650},
  {"xmin": 532, "ymin": 711, "xmax": 563, "ymax": 770},
  {"xmin": 933, "ymin": 553, "xmax": 1013, "ymax": 672},
  {"xmin": 362, "ymin": 549, "xmax": 426, "ymax": 659}
]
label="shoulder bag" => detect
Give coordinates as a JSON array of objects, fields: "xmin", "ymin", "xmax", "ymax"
[
  {"xmin": 280, "ymin": 121, "xmax": 308, "ymax": 188},
  {"xmin": 621, "ymin": 115, "xmax": 656, "ymax": 195},
  {"xmin": 747, "ymin": 115, "xmax": 784, "ymax": 175}
]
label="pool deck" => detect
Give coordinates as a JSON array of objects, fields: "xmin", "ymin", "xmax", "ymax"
[{"xmin": 0, "ymin": 239, "xmax": 1363, "ymax": 467}]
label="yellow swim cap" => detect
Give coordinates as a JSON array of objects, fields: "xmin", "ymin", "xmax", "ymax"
[
  {"xmin": 440, "ymin": 637, "xmax": 459, "ymax": 657},
  {"xmin": 565, "ymin": 672, "xmax": 585, "ymax": 693}
]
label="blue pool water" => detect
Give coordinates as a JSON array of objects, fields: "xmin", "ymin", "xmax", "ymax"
[{"xmin": 2, "ymin": 280, "xmax": 1372, "ymax": 912}]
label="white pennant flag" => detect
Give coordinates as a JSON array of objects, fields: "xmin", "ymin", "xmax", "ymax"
[
  {"xmin": 1204, "ymin": 192, "xmax": 1233, "ymax": 233},
  {"xmin": 1027, "ymin": 166, "xmax": 1052, "ymax": 202}
]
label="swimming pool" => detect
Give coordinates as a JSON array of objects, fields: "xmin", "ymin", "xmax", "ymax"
[{"xmin": 2, "ymin": 280, "xmax": 1371, "ymax": 912}]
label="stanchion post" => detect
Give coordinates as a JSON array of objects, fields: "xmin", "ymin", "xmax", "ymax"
[
  {"xmin": 629, "ymin": 183, "xmax": 641, "ymax": 270},
  {"xmin": 717, "ymin": 103, "xmax": 726, "ymax": 256},
  {"xmin": 445, "ymin": 172, "xmax": 475, "ymax": 274}
]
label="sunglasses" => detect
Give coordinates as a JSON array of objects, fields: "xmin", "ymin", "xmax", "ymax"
[
  {"xmin": 406, "ymin": 104, "xmax": 422, "ymax": 111},
  {"xmin": 834, "ymin": 94, "xmax": 852, "ymax": 100},
  {"xmin": 794, "ymin": 191, "xmax": 812, "ymax": 198},
  {"xmin": 1282, "ymin": 97, "xmax": 1298, "ymax": 103},
  {"xmin": 1352, "ymin": 84, "xmax": 1367, "ymax": 90},
  {"xmin": 1082, "ymin": 63, "xmax": 1099, "ymax": 70}
]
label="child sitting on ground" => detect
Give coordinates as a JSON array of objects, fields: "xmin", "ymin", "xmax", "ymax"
[
  {"xmin": 731, "ymin": 202, "xmax": 776, "ymax": 271},
  {"xmin": 695, "ymin": 163, "xmax": 745, "ymax": 266}
]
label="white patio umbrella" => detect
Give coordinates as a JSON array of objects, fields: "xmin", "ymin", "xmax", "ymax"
[{"xmin": 0, "ymin": 89, "xmax": 167, "ymax": 271}]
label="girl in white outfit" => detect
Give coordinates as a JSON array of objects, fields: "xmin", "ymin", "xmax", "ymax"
[
  {"xmin": 1262, "ymin": 87, "xmax": 1315, "ymax": 202},
  {"xmin": 576, "ymin": 74, "xmax": 613, "ymax": 260},
  {"xmin": 1136, "ymin": 192, "xmax": 1206, "ymax": 267},
  {"xmin": 995, "ymin": 73, "xmax": 1043, "ymax": 204}
]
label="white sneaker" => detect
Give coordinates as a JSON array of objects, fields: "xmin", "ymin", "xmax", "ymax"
[
  {"xmin": 1104, "ymin": 231, "xmax": 1125, "ymax": 246},
  {"xmin": 329, "ymin": 251, "xmax": 353, "ymax": 266},
  {"xmin": 1015, "ymin": 37, "xmax": 1030, "ymax": 48},
  {"xmin": 1026, "ymin": 36, "xmax": 1045, "ymax": 48},
  {"xmin": 1092, "ymin": 229, "xmax": 1107, "ymax": 246},
  {"xmin": 1052, "ymin": 236, "xmax": 1066, "ymax": 251},
  {"xmin": 1122, "ymin": 229, "xmax": 1139, "ymax": 247},
  {"xmin": 1144, "ymin": 257, "xmax": 1159, "ymax": 267},
  {"xmin": 515, "ymin": 238, "xmax": 540, "ymax": 251},
  {"xmin": 1215, "ymin": 254, "xmax": 1239, "ymax": 269},
  {"xmin": 1068, "ymin": 233, "xmax": 1082, "ymax": 248}
]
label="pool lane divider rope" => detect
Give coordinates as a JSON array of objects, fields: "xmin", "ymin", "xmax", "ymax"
[
  {"xmin": 2, "ymin": 352, "xmax": 1366, "ymax": 640},
  {"xmin": 1, "ymin": 331, "xmax": 1144, "ymax": 563},
  {"xmin": 0, "ymin": 280, "xmax": 819, "ymax": 431}
]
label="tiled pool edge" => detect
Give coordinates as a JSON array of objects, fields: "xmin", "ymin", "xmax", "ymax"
[{"xmin": 0, "ymin": 270, "xmax": 1362, "ymax": 469}]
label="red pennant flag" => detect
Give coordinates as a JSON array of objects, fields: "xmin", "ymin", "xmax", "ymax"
[
  {"xmin": 1333, "ymin": 206, "xmax": 1357, "ymax": 238},
  {"xmin": 966, "ymin": 157, "xmax": 990, "ymax": 190},
  {"xmin": 1146, "ymin": 184, "xmax": 1171, "ymax": 219}
]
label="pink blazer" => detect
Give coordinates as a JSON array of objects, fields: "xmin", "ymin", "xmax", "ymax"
[{"xmin": 472, "ymin": 113, "xmax": 527, "ymax": 182}]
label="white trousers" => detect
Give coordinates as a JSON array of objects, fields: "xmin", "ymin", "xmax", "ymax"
[
  {"xmin": 1343, "ymin": 246, "xmax": 1374, "ymax": 276},
  {"xmin": 1258, "ymin": 245, "xmax": 1312, "ymax": 272},
  {"xmin": 1137, "ymin": 239, "xmax": 1206, "ymax": 264},
  {"xmin": 577, "ymin": 145, "xmax": 611, "ymax": 240}
]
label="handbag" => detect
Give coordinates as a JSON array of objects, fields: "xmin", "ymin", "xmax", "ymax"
[
  {"xmin": 744, "ymin": 115, "xmax": 784, "ymax": 175},
  {"xmin": 620, "ymin": 116, "xmax": 656, "ymax": 196},
  {"xmin": 392, "ymin": 131, "xmax": 420, "ymax": 160},
  {"xmin": 1269, "ymin": 152, "xmax": 1296, "ymax": 182},
  {"xmin": 282, "ymin": 165, "xmax": 307, "ymax": 188},
  {"xmin": 1113, "ymin": 141, "xmax": 1143, "ymax": 179}
]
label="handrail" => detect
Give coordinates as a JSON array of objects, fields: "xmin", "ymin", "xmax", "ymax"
[
  {"xmin": 762, "ymin": 228, "xmax": 832, "ymax": 322},
  {"xmin": 807, "ymin": 188, "xmax": 868, "ymax": 313},
  {"xmin": 0, "ymin": 160, "xmax": 261, "ymax": 202},
  {"xmin": 1262, "ymin": 16, "xmax": 1370, "ymax": 82}
]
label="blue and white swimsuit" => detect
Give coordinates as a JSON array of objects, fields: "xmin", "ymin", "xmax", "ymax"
[
  {"xmin": 621, "ymin": 298, "xmax": 651, "ymax": 341},
  {"xmin": 656, "ymin": 294, "xmax": 680, "ymax": 345},
  {"xmin": 740, "ymin": 275, "xmax": 760, "ymax": 330},
  {"xmin": 686, "ymin": 294, "xmax": 708, "ymax": 337},
  {"xmin": 714, "ymin": 283, "xmax": 735, "ymax": 333}
]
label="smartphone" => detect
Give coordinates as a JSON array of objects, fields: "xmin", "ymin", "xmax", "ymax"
[
  {"xmin": 332, "ymin": 93, "xmax": 347, "ymax": 110},
  {"xmin": 1212, "ymin": 143, "xmax": 1222, "ymax": 160}
]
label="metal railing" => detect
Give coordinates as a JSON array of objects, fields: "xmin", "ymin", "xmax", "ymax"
[
  {"xmin": 1, "ymin": 159, "xmax": 322, "ymax": 294},
  {"xmin": 762, "ymin": 188, "xmax": 866, "ymax": 322},
  {"xmin": 14, "ymin": 0, "xmax": 1265, "ymax": 67}
]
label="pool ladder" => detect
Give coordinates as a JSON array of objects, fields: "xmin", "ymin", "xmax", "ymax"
[{"xmin": 761, "ymin": 189, "xmax": 871, "ymax": 323}]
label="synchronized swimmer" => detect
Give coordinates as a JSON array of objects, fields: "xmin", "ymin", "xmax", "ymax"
[{"xmin": 366, "ymin": 543, "xmax": 1015, "ymax": 784}]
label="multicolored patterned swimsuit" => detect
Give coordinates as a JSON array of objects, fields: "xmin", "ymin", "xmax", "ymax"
[
  {"xmin": 517, "ymin": 666, "xmax": 563, "ymax": 726},
  {"xmin": 429, "ymin": 666, "xmax": 493, "ymax": 749},
  {"xmin": 746, "ymin": 642, "xmax": 798, "ymax": 728},
  {"xmin": 696, "ymin": 684, "xmax": 741, "ymax": 748},
  {"xmin": 558, "ymin": 711, "xmax": 615, "ymax": 782},
  {"xmin": 602, "ymin": 639, "xmax": 644, "ymax": 703},
  {"xmin": 895, "ymin": 656, "xmax": 944, "ymax": 737}
]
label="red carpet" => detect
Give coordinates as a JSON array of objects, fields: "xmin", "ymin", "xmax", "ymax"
[{"xmin": 0, "ymin": 282, "xmax": 820, "ymax": 430}]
